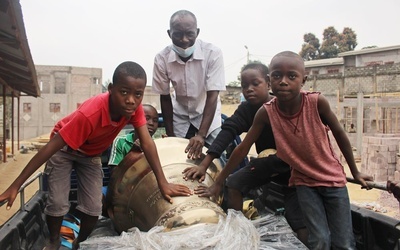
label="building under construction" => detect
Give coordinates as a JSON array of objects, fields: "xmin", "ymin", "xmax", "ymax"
[{"xmin": 304, "ymin": 45, "xmax": 400, "ymax": 182}]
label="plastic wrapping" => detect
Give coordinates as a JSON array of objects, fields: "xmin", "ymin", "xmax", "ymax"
[
  {"xmin": 80, "ymin": 210, "xmax": 307, "ymax": 250},
  {"xmin": 253, "ymin": 214, "xmax": 307, "ymax": 249}
]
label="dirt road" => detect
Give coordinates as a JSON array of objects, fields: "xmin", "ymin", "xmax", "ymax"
[{"xmin": 0, "ymin": 148, "xmax": 45, "ymax": 225}]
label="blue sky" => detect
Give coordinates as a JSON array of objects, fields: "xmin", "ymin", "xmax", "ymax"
[{"xmin": 20, "ymin": 0, "xmax": 400, "ymax": 85}]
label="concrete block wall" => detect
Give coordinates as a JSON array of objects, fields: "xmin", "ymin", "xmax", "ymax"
[
  {"xmin": 312, "ymin": 77, "xmax": 341, "ymax": 97},
  {"xmin": 360, "ymin": 134, "xmax": 400, "ymax": 181},
  {"xmin": 328, "ymin": 131, "xmax": 357, "ymax": 166},
  {"xmin": 344, "ymin": 76, "xmax": 375, "ymax": 94}
]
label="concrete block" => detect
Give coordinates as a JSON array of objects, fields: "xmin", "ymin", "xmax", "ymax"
[
  {"xmin": 369, "ymin": 137, "xmax": 382, "ymax": 145},
  {"xmin": 381, "ymin": 137, "xmax": 400, "ymax": 146},
  {"xmin": 369, "ymin": 144, "xmax": 381, "ymax": 153},
  {"xmin": 375, "ymin": 133, "xmax": 397, "ymax": 138},
  {"xmin": 379, "ymin": 145, "xmax": 389, "ymax": 152},
  {"xmin": 395, "ymin": 171, "xmax": 400, "ymax": 181},
  {"xmin": 360, "ymin": 163, "xmax": 368, "ymax": 172},
  {"xmin": 389, "ymin": 144, "xmax": 398, "ymax": 152},
  {"xmin": 389, "ymin": 152, "xmax": 397, "ymax": 164},
  {"xmin": 368, "ymin": 152, "xmax": 387, "ymax": 166},
  {"xmin": 374, "ymin": 169, "xmax": 388, "ymax": 181}
]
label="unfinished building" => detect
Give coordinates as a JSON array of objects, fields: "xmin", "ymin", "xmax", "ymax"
[{"xmin": 305, "ymin": 45, "xmax": 400, "ymax": 181}]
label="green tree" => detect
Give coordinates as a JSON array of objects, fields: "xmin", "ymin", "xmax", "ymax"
[
  {"xmin": 320, "ymin": 26, "xmax": 340, "ymax": 58},
  {"xmin": 338, "ymin": 27, "xmax": 358, "ymax": 52},
  {"xmin": 299, "ymin": 33, "xmax": 320, "ymax": 60},
  {"xmin": 300, "ymin": 26, "xmax": 357, "ymax": 60}
]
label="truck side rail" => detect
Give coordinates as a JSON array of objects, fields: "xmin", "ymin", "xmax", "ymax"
[
  {"xmin": 0, "ymin": 171, "xmax": 44, "ymax": 210},
  {"xmin": 0, "ymin": 171, "xmax": 48, "ymax": 250}
]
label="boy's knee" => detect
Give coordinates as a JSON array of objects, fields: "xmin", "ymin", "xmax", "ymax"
[{"xmin": 45, "ymin": 199, "xmax": 70, "ymax": 217}]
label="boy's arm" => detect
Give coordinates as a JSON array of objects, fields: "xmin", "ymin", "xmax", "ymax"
[
  {"xmin": 0, "ymin": 133, "xmax": 66, "ymax": 209},
  {"xmin": 317, "ymin": 95, "xmax": 373, "ymax": 187},
  {"xmin": 195, "ymin": 107, "xmax": 268, "ymax": 197},
  {"xmin": 186, "ymin": 90, "xmax": 219, "ymax": 159},
  {"xmin": 183, "ymin": 104, "xmax": 251, "ymax": 181},
  {"xmin": 108, "ymin": 137, "xmax": 125, "ymax": 167},
  {"xmin": 182, "ymin": 153, "xmax": 216, "ymax": 182},
  {"xmin": 136, "ymin": 126, "xmax": 191, "ymax": 203}
]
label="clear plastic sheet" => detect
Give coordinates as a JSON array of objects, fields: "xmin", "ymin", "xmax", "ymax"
[
  {"xmin": 253, "ymin": 214, "xmax": 308, "ymax": 249},
  {"xmin": 80, "ymin": 210, "xmax": 307, "ymax": 250}
]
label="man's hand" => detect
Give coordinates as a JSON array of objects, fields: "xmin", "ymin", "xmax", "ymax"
[
  {"xmin": 182, "ymin": 165, "xmax": 207, "ymax": 182},
  {"xmin": 185, "ymin": 135, "xmax": 205, "ymax": 159},
  {"xmin": 194, "ymin": 183, "xmax": 221, "ymax": 199},
  {"xmin": 159, "ymin": 183, "xmax": 192, "ymax": 204}
]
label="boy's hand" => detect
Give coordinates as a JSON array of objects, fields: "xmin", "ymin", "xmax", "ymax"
[
  {"xmin": 0, "ymin": 185, "xmax": 19, "ymax": 210},
  {"xmin": 159, "ymin": 183, "xmax": 192, "ymax": 204},
  {"xmin": 387, "ymin": 180, "xmax": 400, "ymax": 202},
  {"xmin": 194, "ymin": 183, "xmax": 221, "ymax": 199},
  {"xmin": 182, "ymin": 165, "xmax": 207, "ymax": 182},
  {"xmin": 353, "ymin": 172, "xmax": 374, "ymax": 190},
  {"xmin": 185, "ymin": 135, "xmax": 204, "ymax": 160}
]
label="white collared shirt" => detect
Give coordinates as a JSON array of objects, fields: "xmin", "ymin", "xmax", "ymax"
[{"xmin": 152, "ymin": 39, "xmax": 226, "ymax": 137}]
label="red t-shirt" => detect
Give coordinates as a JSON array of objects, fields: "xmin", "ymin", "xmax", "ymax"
[{"xmin": 52, "ymin": 92, "xmax": 146, "ymax": 156}]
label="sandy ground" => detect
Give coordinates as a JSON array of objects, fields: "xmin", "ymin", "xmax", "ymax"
[
  {"xmin": 0, "ymin": 104, "xmax": 398, "ymax": 226},
  {"xmin": 0, "ymin": 141, "xmax": 46, "ymax": 225}
]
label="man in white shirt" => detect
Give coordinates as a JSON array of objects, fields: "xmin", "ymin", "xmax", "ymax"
[{"xmin": 152, "ymin": 9, "xmax": 226, "ymax": 160}]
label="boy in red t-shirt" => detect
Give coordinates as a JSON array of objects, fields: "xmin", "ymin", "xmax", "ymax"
[{"xmin": 0, "ymin": 61, "xmax": 191, "ymax": 250}]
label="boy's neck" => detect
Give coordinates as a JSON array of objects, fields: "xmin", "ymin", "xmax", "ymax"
[
  {"xmin": 109, "ymin": 108, "xmax": 122, "ymax": 122},
  {"xmin": 277, "ymin": 94, "xmax": 302, "ymax": 116},
  {"xmin": 108, "ymin": 97, "xmax": 124, "ymax": 122},
  {"xmin": 110, "ymin": 115, "xmax": 122, "ymax": 122}
]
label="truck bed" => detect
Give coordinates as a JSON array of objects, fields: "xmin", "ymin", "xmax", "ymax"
[{"xmin": 1, "ymin": 171, "xmax": 400, "ymax": 249}]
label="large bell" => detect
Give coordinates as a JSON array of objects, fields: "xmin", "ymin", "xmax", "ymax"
[{"xmin": 106, "ymin": 137, "xmax": 225, "ymax": 233}]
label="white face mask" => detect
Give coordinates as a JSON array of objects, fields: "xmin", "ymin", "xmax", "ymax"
[{"xmin": 172, "ymin": 44, "xmax": 195, "ymax": 58}]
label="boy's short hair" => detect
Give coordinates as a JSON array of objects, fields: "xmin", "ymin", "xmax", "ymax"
[
  {"xmin": 272, "ymin": 51, "xmax": 305, "ymax": 70},
  {"xmin": 273, "ymin": 51, "xmax": 301, "ymax": 59},
  {"xmin": 241, "ymin": 62, "xmax": 269, "ymax": 80},
  {"xmin": 142, "ymin": 104, "xmax": 158, "ymax": 115},
  {"xmin": 112, "ymin": 61, "xmax": 147, "ymax": 85}
]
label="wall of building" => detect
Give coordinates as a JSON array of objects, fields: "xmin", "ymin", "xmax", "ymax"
[
  {"xmin": 341, "ymin": 47, "xmax": 400, "ymax": 67},
  {"xmin": 15, "ymin": 65, "xmax": 103, "ymax": 140},
  {"xmin": 308, "ymin": 63, "xmax": 400, "ymax": 134},
  {"xmin": 355, "ymin": 50, "xmax": 400, "ymax": 67},
  {"xmin": 142, "ymin": 86, "xmax": 162, "ymax": 111}
]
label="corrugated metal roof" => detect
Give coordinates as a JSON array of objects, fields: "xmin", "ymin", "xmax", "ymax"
[{"xmin": 0, "ymin": 0, "xmax": 40, "ymax": 97}]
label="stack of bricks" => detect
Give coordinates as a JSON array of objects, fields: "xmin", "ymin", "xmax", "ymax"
[
  {"xmin": 361, "ymin": 134, "xmax": 400, "ymax": 182},
  {"xmin": 327, "ymin": 131, "xmax": 357, "ymax": 166}
]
